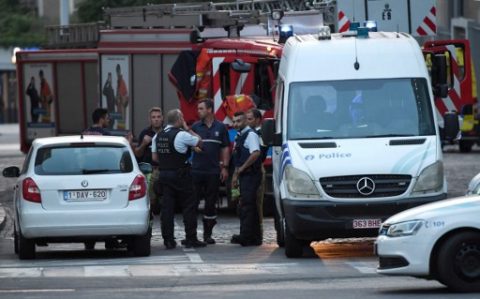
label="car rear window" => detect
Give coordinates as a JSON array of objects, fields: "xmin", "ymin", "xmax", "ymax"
[{"xmin": 34, "ymin": 145, "xmax": 134, "ymax": 175}]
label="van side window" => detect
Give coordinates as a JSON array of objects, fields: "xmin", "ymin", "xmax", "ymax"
[{"xmin": 274, "ymin": 79, "xmax": 284, "ymax": 132}]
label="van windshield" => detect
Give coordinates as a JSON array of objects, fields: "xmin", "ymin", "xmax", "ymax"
[{"xmin": 287, "ymin": 78, "xmax": 436, "ymax": 140}]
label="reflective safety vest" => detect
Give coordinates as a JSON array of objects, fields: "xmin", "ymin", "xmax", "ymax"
[{"xmin": 195, "ymin": 48, "xmax": 212, "ymax": 101}]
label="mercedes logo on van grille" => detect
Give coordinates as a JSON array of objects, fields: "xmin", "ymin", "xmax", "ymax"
[
  {"xmin": 356, "ymin": 177, "xmax": 375, "ymax": 196},
  {"xmin": 81, "ymin": 180, "xmax": 88, "ymax": 188}
]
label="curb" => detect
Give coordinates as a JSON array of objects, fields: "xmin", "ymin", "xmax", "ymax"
[{"xmin": 0, "ymin": 203, "xmax": 5, "ymax": 232}]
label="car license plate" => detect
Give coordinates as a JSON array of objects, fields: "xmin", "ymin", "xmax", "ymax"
[
  {"xmin": 352, "ymin": 219, "xmax": 382, "ymax": 229},
  {"xmin": 63, "ymin": 190, "xmax": 108, "ymax": 201}
]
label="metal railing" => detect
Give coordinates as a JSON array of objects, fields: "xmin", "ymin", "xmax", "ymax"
[{"xmin": 45, "ymin": 22, "xmax": 105, "ymax": 49}]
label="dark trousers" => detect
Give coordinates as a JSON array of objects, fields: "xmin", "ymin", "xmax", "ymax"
[
  {"xmin": 159, "ymin": 168, "xmax": 198, "ymax": 241},
  {"xmin": 239, "ymin": 171, "xmax": 262, "ymax": 241},
  {"xmin": 192, "ymin": 173, "xmax": 220, "ymax": 219}
]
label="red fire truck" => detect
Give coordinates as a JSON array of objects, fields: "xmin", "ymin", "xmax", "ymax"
[{"xmin": 424, "ymin": 39, "xmax": 478, "ymax": 152}]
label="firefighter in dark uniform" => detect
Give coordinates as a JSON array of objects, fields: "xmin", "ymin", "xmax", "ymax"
[
  {"xmin": 191, "ymin": 99, "xmax": 230, "ymax": 244},
  {"xmin": 230, "ymin": 111, "xmax": 262, "ymax": 246},
  {"xmin": 152, "ymin": 109, "xmax": 206, "ymax": 249}
]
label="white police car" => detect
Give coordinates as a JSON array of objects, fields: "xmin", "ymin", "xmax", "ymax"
[
  {"xmin": 2, "ymin": 135, "xmax": 152, "ymax": 259},
  {"xmin": 375, "ymin": 196, "xmax": 480, "ymax": 292},
  {"xmin": 467, "ymin": 172, "xmax": 480, "ymax": 195}
]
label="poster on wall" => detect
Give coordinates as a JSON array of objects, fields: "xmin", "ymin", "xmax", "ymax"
[
  {"xmin": 23, "ymin": 63, "xmax": 56, "ymax": 140},
  {"xmin": 101, "ymin": 55, "xmax": 130, "ymax": 130}
]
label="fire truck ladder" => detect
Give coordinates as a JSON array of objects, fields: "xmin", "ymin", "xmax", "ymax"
[
  {"xmin": 104, "ymin": 0, "xmax": 336, "ymax": 29},
  {"xmin": 45, "ymin": 0, "xmax": 336, "ymax": 48}
]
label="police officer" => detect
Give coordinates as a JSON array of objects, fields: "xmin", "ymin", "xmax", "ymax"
[
  {"xmin": 246, "ymin": 109, "xmax": 268, "ymax": 242},
  {"xmin": 230, "ymin": 111, "xmax": 262, "ymax": 246},
  {"xmin": 191, "ymin": 99, "xmax": 230, "ymax": 244},
  {"xmin": 135, "ymin": 107, "xmax": 163, "ymax": 215},
  {"xmin": 152, "ymin": 109, "xmax": 206, "ymax": 249}
]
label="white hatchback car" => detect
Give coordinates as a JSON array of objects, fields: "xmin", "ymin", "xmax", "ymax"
[
  {"xmin": 375, "ymin": 196, "xmax": 480, "ymax": 292},
  {"xmin": 2, "ymin": 135, "xmax": 152, "ymax": 259}
]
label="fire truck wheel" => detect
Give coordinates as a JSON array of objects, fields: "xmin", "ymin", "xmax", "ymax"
[{"xmin": 459, "ymin": 140, "xmax": 473, "ymax": 153}]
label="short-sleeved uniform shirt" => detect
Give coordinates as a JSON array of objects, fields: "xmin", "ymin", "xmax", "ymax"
[
  {"xmin": 191, "ymin": 119, "xmax": 230, "ymax": 175},
  {"xmin": 152, "ymin": 125, "xmax": 199, "ymax": 155},
  {"xmin": 237, "ymin": 126, "xmax": 260, "ymax": 154}
]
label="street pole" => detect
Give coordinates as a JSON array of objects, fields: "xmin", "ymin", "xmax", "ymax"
[{"xmin": 60, "ymin": 0, "xmax": 70, "ymax": 26}]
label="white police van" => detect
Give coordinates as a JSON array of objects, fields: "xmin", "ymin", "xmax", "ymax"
[{"xmin": 262, "ymin": 26, "xmax": 456, "ymax": 258}]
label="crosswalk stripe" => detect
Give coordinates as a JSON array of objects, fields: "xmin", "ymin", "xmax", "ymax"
[
  {"xmin": 84, "ymin": 265, "xmax": 130, "ymax": 277},
  {"xmin": 0, "ymin": 261, "xmax": 378, "ymax": 278},
  {"xmin": 345, "ymin": 261, "xmax": 377, "ymax": 274}
]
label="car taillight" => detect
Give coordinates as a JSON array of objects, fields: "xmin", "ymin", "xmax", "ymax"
[
  {"xmin": 22, "ymin": 178, "xmax": 41, "ymax": 203},
  {"xmin": 129, "ymin": 175, "xmax": 146, "ymax": 200}
]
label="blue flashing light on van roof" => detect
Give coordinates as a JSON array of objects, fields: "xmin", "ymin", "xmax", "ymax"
[
  {"xmin": 364, "ymin": 20, "xmax": 378, "ymax": 32},
  {"xmin": 279, "ymin": 24, "xmax": 293, "ymax": 44}
]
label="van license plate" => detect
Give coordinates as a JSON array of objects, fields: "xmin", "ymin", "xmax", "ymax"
[
  {"xmin": 352, "ymin": 219, "xmax": 382, "ymax": 229},
  {"xmin": 64, "ymin": 190, "xmax": 107, "ymax": 201}
]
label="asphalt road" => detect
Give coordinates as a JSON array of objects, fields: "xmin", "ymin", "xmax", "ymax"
[{"xmin": 0, "ymin": 124, "xmax": 479, "ymax": 298}]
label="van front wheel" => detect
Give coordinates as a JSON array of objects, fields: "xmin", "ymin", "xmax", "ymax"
[
  {"xmin": 459, "ymin": 140, "xmax": 473, "ymax": 153},
  {"xmin": 284, "ymin": 220, "xmax": 303, "ymax": 258},
  {"xmin": 274, "ymin": 209, "xmax": 285, "ymax": 247}
]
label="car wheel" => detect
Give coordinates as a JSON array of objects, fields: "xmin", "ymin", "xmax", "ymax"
[
  {"xmin": 132, "ymin": 228, "xmax": 151, "ymax": 257},
  {"xmin": 84, "ymin": 241, "xmax": 95, "ymax": 250},
  {"xmin": 274, "ymin": 209, "xmax": 284, "ymax": 247},
  {"xmin": 284, "ymin": 220, "xmax": 303, "ymax": 258},
  {"xmin": 436, "ymin": 231, "xmax": 480, "ymax": 292},
  {"xmin": 18, "ymin": 230, "xmax": 35, "ymax": 260},
  {"xmin": 13, "ymin": 224, "xmax": 19, "ymax": 254}
]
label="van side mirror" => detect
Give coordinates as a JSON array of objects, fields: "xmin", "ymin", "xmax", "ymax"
[
  {"xmin": 443, "ymin": 111, "xmax": 460, "ymax": 141},
  {"xmin": 231, "ymin": 59, "xmax": 251, "ymax": 73},
  {"xmin": 432, "ymin": 54, "xmax": 448, "ymax": 98},
  {"xmin": 3, "ymin": 166, "xmax": 20, "ymax": 177},
  {"xmin": 261, "ymin": 118, "xmax": 282, "ymax": 146}
]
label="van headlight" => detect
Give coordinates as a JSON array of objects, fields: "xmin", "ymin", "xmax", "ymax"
[
  {"xmin": 386, "ymin": 220, "xmax": 423, "ymax": 237},
  {"xmin": 412, "ymin": 161, "xmax": 443, "ymax": 194},
  {"xmin": 284, "ymin": 165, "xmax": 320, "ymax": 197}
]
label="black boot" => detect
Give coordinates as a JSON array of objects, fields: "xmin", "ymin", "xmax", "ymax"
[
  {"xmin": 184, "ymin": 238, "xmax": 207, "ymax": 248},
  {"xmin": 203, "ymin": 218, "xmax": 217, "ymax": 244}
]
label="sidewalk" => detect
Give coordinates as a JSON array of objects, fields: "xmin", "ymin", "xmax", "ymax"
[{"xmin": 0, "ymin": 123, "xmax": 22, "ymax": 157}]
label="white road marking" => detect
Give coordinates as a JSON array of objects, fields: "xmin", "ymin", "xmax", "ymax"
[
  {"xmin": 0, "ymin": 262, "xmax": 301, "ymax": 278},
  {"xmin": 186, "ymin": 253, "xmax": 203, "ymax": 263},
  {"xmin": 345, "ymin": 261, "xmax": 377, "ymax": 274},
  {"xmin": 84, "ymin": 265, "xmax": 130, "ymax": 277},
  {"xmin": 0, "ymin": 289, "xmax": 75, "ymax": 293}
]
